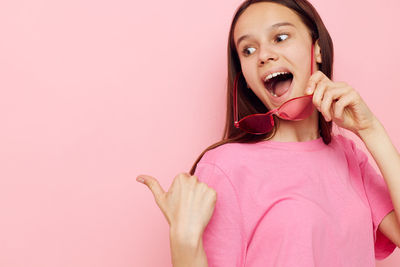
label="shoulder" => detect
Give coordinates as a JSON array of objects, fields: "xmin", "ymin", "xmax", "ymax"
[
  {"xmin": 198, "ymin": 142, "xmax": 247, "ymax": 169},
  {"xmin": 195, "ymin": 141, "xmax": 261, "ymax": 183},
  {"xmin": 330, "ymin": 133, "xmax": 358, "ymax": 151},
  {"xmin": 331, "ymin": 133, "xmax": 369, "ymax": 164},
  {"xmin": 193, "ymin": 143, "xmax": 246, "ymax": 194}
]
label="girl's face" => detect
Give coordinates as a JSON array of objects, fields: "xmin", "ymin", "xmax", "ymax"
[{"xmin": 233, "ymin": 2, "xmax": 322, "ymax": 109}]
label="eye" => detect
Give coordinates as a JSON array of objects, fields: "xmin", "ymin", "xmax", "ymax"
[
  {"xmin": 276, "ymin": 33, "xmax": 289, "ymax": 43},
  {"xmin": 242, "ymin": 46, "xmax": 256, "ymax": 56}
]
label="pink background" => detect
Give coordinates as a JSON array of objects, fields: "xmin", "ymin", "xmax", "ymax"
[{"xmin": 0, "ymin": 0, "xmax": 399, "ymax": 266}]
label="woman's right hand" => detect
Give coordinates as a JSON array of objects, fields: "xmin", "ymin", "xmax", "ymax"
[{"xmin": 136, "ymin": 173, "xmax": 217, "ymax": 241}]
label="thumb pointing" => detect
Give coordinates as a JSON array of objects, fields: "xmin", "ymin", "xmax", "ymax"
[{"xmin": 137, "ymin": 174, "xmax": 166, "ymax": 204}]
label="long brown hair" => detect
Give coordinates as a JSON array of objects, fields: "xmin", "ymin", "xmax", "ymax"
[{"xmin": 189, "ymin": 0, "xmax": 334, "ymax": 175}]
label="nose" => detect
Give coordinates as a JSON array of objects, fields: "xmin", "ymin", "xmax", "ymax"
[{"xmin": 258, "ymin": 45, "xmax": 278, "ymax": 66}]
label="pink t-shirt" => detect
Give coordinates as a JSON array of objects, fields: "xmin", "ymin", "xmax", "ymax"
[{"xmin": 193, "ymin": 134, "xmax": 396, "ymax": 266}]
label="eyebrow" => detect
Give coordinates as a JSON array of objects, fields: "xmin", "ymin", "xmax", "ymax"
[{"xmin": 236, "ymin": 22, "xmax": 296, "ymax": 47}]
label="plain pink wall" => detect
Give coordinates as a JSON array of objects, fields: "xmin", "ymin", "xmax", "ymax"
[{"xmin": 0, "ymin": 0, "xmax": 399, "ymax": 266}]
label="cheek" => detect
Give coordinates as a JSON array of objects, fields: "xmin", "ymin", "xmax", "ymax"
[
  {"xmin": 242, "ymin": 68, "xmax": 258, "ymax": 86},
  {"xmin": 292, "ymin": 51, "xmax": 309, "ymax": 69},
  {"xmin": 289, "ymin": 50, "xmax": 312, "ymax": 92},
  {"xmin": 291, "ymin": 49, "xmax": 313, "ymax": 76}
]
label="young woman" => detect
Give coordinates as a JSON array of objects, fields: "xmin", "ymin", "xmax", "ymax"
[{"xmin": 137, "ymin": 0, "xmax": 400, "ymax": 266}]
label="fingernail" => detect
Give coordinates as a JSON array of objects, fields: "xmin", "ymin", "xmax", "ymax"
[
  {"xmin": 136, "ymin": 177, "xmax": 145, "ymax": 183},
  {"xmin": 306, "ymin": 87, "xmax": 312, "ymax": 94}
]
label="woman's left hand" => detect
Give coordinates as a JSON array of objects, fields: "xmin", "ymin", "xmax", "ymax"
[{"xmin": 305, "ymin": 71, "xmax": 377, "ymax": 135}]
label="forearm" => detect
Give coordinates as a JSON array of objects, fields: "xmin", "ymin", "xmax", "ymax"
[
  {"xmin": 357, "ymin": 117, "xmax": 400, "ymax": 221},
  {"xmin": 169, "ymin": 228, "xmax": 208, "ymax": 267}
]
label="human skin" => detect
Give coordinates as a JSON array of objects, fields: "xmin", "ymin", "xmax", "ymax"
[
  {"xmin": 138, "ymin": 2, "xmax": 400, "ymax": 266},
  {"xmin": 136, "ymin": 173, "xmax": 214, "ymax": 267},
  {"xmin": 233, "ymin": 1, "xmax": 323, "ymax": 142}
]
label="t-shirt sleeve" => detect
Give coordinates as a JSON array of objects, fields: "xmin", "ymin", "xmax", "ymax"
[
  {"xmin": 350, "ymin": 139, "xmax": 396, "ymax": 260},
  {"xmin": 193, "ymin": 161, "xmax": 246, "ymax": 267}
]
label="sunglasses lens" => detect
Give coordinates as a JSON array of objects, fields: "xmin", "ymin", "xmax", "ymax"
[
  {"xmin": 238, "ymin": 114, "xmax": 274, "ymax": 134},
  {"xmin": 277, "ymin": 95, "xmax": 314, "ymax": 120}
]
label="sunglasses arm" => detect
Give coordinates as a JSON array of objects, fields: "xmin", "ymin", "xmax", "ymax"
[{"xmin": 233, "ymin": 72, "xmax": 240, "ymax": 127}]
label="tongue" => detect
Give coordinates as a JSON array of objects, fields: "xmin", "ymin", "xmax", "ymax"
[{"xmin": 274, "ymin": 79, "xmax": 292, "ymax": 97}]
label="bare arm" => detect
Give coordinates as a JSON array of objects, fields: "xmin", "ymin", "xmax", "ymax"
[{"xmin": 169, "ymin": 228, "xmax": 208, "ymax": 267}]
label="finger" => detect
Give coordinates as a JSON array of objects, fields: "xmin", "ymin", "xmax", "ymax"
[
  {"xmin": 312, "ymin": 80, "xmax": 331, "ymax": 114},
  {"xmin": 332, "ymin": 92, "xmax": 356, "ymax": 120},
  {"xmin": 137, "ymin": 174, "xmax": 166, "ymax": 204},
  {"xmin": 306, "ymin": 71, "xmax": 328, "ymax": 95},
  {"xmin": 320, "ymin": 87, "xmax": 350, "ymax": 121},
  {"xmin": 172, "ymin": 172, "xmax": 194, "ymax": 187}
]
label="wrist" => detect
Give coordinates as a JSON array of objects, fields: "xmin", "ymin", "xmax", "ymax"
[
  {"xmin": 170, "ymin": 225, "xmax": 203, "ymax": 247},
  {"xmin": 356, "ymin": 116, "xmax": 382, "ymax": 141},
  {"xmin": 169, "ymin": 228, "xmax": 207, "ymax": 267}
]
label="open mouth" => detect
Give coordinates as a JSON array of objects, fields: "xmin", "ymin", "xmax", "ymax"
[{"xmin": 264, "ymin": 72, "xmax": 294, "ymax": 98}]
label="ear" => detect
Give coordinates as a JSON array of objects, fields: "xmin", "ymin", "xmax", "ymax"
[{"xmin": 314, "ymin": 39, "xmax": 322, "ymax": 63}]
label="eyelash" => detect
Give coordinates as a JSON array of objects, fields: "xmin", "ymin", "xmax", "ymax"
[{"xmin": 241, "ymin": 33, "xmax": 290, "ymax": 56}]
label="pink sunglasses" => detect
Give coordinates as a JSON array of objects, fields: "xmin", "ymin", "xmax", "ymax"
[{"xmin": 233, "ymin": 43, "xmax": 315, "ymax": 135}]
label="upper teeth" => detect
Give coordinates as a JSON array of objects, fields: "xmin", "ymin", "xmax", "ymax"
[{"xmin": 264, "ymin": 71, "xmax": 290, "ymax": 82}]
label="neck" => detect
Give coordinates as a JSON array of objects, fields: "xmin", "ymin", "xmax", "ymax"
[{"xmin": 267, "ymin": 109, "xmax": 320, "ymax": 142}]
